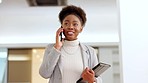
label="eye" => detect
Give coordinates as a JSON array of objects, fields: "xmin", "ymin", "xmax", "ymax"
[
  {"xmin": 73, "ymin": 23, "xmax": 78, "ymax": 27},
  {"xmin": 64, "ymin": 22, "xmax": 69, "ymax": 26}
]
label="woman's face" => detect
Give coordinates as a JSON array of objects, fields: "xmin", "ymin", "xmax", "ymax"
[{"xmin": 62, "ymin": 14, "xmax": 83, "ymax": 41}]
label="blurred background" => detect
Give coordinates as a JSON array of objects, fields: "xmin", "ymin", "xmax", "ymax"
[
  {"xmin": 0, "ymin": 0, "xmax": 121, "ymax": 83},
  {"xmin": 1, "ymin": 0, "xmax": 148, "ymax": 83}
]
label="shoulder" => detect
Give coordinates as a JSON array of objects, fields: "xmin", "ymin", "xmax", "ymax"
[
  {"xmin": 45, "ymin": 43, "xmax": 55, "ymax": 50},
  {"xmin": 46, "ymin": 43, "xmax": 54, "ymax": 47},
  {"xmin": 80, "ymin": 43, "xmax": 95, "ymax": 51}
]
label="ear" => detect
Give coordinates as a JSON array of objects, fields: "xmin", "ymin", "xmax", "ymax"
[{"xmin": 79, "ymin": 26, "xmax": 83, "ymax": 33}]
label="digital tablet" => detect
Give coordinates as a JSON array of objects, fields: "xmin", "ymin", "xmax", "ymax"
[
  {"xmin": 76, "ymin": 62, "xmax": 111, "ymax": 83},
  {"xmin": 93, "ymin": 62, "xmax": 111, "ymax": 77}
]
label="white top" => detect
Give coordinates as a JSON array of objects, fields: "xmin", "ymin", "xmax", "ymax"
[{"xmin": 61, "ymin": 40, "xmax": 83, "ymax": 83}]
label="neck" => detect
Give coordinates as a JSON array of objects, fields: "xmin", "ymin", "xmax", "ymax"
[{"xmin": 65, "ymin": 38, "xmax": 77, "ymax": 41}]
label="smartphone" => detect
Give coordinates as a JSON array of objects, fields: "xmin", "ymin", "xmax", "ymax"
[{"xmin": 60, "ymin": 26, "xmax": 63, "ymax": 41}]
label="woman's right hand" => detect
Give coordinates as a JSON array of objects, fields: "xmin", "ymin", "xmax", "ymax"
[{"xmin": 54, "ymin": 27, "xmax": 64, "ymax": 50}]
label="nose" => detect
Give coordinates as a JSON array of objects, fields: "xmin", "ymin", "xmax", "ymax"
[{"xmin": 68, "ymin": 24, "xmax": 74, "ymax": 29}]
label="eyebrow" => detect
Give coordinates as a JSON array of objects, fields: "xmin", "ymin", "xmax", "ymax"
[{"xmin": 64, "ymin": 20, "xmax": 78, "ymax": 23}]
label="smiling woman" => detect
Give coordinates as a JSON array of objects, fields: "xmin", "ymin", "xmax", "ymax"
[
  {"xmin": 39, "ymin": 5, "xmax": 102, "ymax": 83},
  {"xmin": 0, "ymin": 0, "xmax": 121, "ymax": 83},
  {"xmin": 61, "ymin": 14, "xmax": 83, "ymax": 41}
]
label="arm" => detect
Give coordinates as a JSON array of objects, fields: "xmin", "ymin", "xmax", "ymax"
[
  {"xmin": 39, "ymin": 27, "xmax": 64, "ymax": 79},
  {"xmin": 89, "ymin": 46, "xmax": 102, "ymax": 83},
  {"xmin": 92, "ymin": 49, "xmax": 102, "ymax": 83},
  {"xmin": 39, "ymin": 44, "xmax": 61, "ymax": 79}
]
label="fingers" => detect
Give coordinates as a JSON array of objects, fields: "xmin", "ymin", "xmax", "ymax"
[
  {"xmin": 54, "ymin": 27, "xmax": 64, "ymax": 50},
  {"xmin": 56, "ymin": 27, "xmax": 63, "ymax": 37},
  {"xmin": 81, "ymin": 67, "xmax": 95, "ymax": 83},
  {"xmin": 89, "ymin": 69, "xmax": 94, "ymax": 74},
  {"xmin": 84, "ymin": 67, "xmax": 94, "ymax": 76}
]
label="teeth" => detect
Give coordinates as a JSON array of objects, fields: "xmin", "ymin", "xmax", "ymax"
[{"xmin": 68, "ymin": 32, "xmax": 73, "ymax": 35}]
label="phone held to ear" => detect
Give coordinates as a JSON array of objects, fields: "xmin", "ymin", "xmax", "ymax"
[{"xmin": 60, "ymin": 26, "xmax": 63, "ymax": 41}]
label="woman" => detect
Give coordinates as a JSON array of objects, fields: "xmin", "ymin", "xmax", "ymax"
[{"xmin": 39, "ymin": 5, "xmax": 102, "ymax": 83}]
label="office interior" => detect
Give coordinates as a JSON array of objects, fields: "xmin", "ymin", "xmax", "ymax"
[{"xmin": 1, "ymin": 0, "xmax": 148, "ymax": 83}]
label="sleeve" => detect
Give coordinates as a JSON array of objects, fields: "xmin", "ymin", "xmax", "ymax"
[
  {"xmin": 39, "ymin": 44, "xmax": 61, "ymax": 79},
  {"xmin": 89, "ymin": 46, "xmax": 103, "ymax": 83},
  {"xmin": 95, "ymin": 76, "xmax": 102, "ymax": 83}
]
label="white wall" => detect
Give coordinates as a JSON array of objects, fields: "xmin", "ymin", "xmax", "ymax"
[
  {"xmin": 118, "ymin": 0, "xmax": 148, "ymax": 83},
  {"xmin": 0, "ymin": 0, "xmax": 119, "ymax": 45}
]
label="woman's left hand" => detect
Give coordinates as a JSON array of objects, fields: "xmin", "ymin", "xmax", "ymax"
[{"xmin": 81, "ymin": 67, "xmax": 96, "ymax": 83}]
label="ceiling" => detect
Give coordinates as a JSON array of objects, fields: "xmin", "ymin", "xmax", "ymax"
[{"xmin": 0, "ymin": 0, "xmax": 119, "ymax": 45}]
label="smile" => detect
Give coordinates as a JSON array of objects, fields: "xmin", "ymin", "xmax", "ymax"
[{"xmin": 67, "ymin": 31, "xmax": 74, "ymax": 35}]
